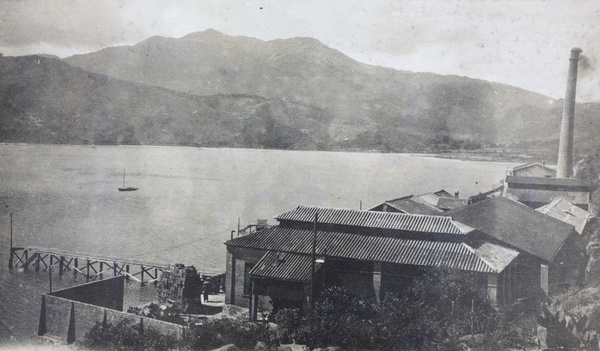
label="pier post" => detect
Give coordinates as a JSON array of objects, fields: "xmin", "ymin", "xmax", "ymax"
[
  {"xmin": 8, "ymin": 213, "xmax": 13, "ymax": 269},
  {"xmin": 11, "ymin": 247, "xmax": 175, "ymax": 291},
  {"xmin": 48, "ymin": 267, "xmax": 53, "ymax": 293}
]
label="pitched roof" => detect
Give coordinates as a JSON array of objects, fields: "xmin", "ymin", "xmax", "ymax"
[
  {"xmin": 227, "ymin": 226, "xmax": 517, "ymax": 273},
  {"xmin": 276, "ymin": 206, "xmax": 474, "ymax": 235},
  {"xmin": 448, "ymin": 197, "xmax": 576, "ymax": 262},
  {"xmin": 413, "ymin": 193, "xmax": 444, "ymax": 207},
  {"xmin": 503, "ymin": 176, "xmax": 590, "ymax": 205},
  {"xmin": 250, "ymin": 251, "xmax": 322, "ymax": 282},
  {"xmin": 370, "ymin": 190, "xmax": 467, "ymax": 215},
  {"xmin": 473, "ymin": 242, "xmax": 520, "ymax": 273},
  {"xmin": 505, "ymin": 176, "xmax": 590, "ymax": 190},
  {"xmin": 509, "ymin": 163, "xmax": 556, "ymax": 176},
  {"xmin": 537, "ymin": 197, "xmax": 590, "ymax": 234},
  {"xmin": 376, "ymin": 197, "xmax": 444, "ymax": 215},
  {"xmin": 437, "ymin": 197, "xmax": 470, "ymax": 210}
]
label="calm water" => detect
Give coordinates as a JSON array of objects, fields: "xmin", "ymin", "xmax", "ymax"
[{"xmin": 0, "ymin": 144, "xmax": 516, "ymax": 346}]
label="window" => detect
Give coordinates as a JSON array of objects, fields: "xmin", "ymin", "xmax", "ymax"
[{"xmin": 243, "ymin": 263, "xmax": 254, "ymax": 296}]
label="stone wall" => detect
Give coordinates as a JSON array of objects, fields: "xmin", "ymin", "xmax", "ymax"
[
  {"xmin": 38, "ymin": 276, "xmax": 184, "ymax": 344},
  {"xmin": 40, "ymin": 295, "xmax": 185, "ymax": 344}
]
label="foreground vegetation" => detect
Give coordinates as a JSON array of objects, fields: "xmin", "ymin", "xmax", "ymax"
[
  {"xmin": 271, "ymin": 269, "xmax": 537, "ymax": 351},
  {"xmin": 85, "ymin": 269, "xmax": 540, "ymax": 351}
]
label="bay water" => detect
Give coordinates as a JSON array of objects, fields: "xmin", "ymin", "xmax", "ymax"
[{"xmin": 0, "ymin": 144, "xmax": 516, "ymax": 347}]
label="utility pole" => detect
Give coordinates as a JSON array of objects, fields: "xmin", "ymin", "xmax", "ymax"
[
  {"xmin": 309, "ymin": 212, "xmax": 318, "ymax": 309},
  {"xmin": 8, "ymin": 212, "xmax": 13, "ymax": 269},
  {"xmin": 471, "ymin": 299, "xmax": 474, "ymax": 348}
]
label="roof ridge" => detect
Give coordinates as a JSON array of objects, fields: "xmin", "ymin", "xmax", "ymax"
[
  {"xmin": 386, "ymin": 195, "xmax": 414, "ymax": 202},
  {"xmin": 279, "ymin": 206, "xmax": 472, "ymax": 234},
  {"xmin": 462, "ymin": 243, "xmax": 496, "ymax": 272},
  {"xmin": 292, "ymin": 205, "xmax": 453, "ymax": 219}
]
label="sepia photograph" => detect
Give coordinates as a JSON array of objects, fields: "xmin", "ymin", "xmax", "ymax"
[{"xmin": 1, "ymin": 1, "xmax": 599, "ymax": 350}]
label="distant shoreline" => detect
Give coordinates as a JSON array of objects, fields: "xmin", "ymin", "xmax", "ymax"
[{"xmin": 1, "ymin": 142, "xmax": 534, "ymax": 164}]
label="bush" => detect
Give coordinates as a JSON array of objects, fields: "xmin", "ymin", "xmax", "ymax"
[
  {"xmin": 274, "ymin": 308, "xmax": 303, "ymax": 344},
  {"xmin": 273, "ymin": 268, "xmax": 536, "ymax": 351},
  {"xmin": 183, "ymin": 316, "xmax": 276, "ymax": 351},
  {"xmin": 476, "ymin": 302, "xmax": 538, "ymax": 350},
  {"xmin": 87, "ymin": 315, "xmax": 277, "ymax": 351},
  {"xmin": 299, "ymin": 286, "xmax": 378, "ymax": 349},
  {"xmin": 85, "ymin": 318, "xmax": 178, "ymax": 351}
]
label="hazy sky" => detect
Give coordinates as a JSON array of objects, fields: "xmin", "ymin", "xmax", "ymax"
[{"xmin": 1, "ymin": 0, "xmax": 599, "ymax": 101}]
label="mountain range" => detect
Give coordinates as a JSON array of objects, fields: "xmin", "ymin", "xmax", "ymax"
[{"xmin": 2, "ymin": 29, "xmax": 599, "ymax": 156}]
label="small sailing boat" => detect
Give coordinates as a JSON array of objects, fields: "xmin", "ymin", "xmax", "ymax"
[{"xmin": 118, "ymin": 168, "xmax": 138, "ymax": 192}]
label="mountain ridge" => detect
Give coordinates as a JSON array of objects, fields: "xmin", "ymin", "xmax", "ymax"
[
  {"xmin": 2, "ymin": 29, "xmax": 599, "ymax": 157},
  {"xmin": 63, "ymin": 29, "xmax": 565, "ymax": 148}
]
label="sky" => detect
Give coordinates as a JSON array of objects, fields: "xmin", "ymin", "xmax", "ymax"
[{"xmin": 1, "ymin": 0, "xmax": 599, "ymax": 102}]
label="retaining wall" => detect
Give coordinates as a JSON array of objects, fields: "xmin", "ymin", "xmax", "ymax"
[{"xmin": 38, "ymin": 277, "xmax": 184, "ymax": 344}]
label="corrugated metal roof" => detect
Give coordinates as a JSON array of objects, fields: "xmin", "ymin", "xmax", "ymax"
[
  {"xmin": 227, "ymin": 226, "xmax": 515, "ymax": 273},
  {"xmin": 537, "ymin": 197, "xmax": 590, "ymax": 234},
  {"xmin": 384, "ymin": 198, "xmax": 443, "ymax": 215},
  {"xmin": 276, "ymin": 206, "xmax": 473, "ymax": 235},
  {"xmin": 433, "ymin": 190, "xmax": 455, "ymax": 197},
  {"xmin": 413, "ymin": 193, "xmax": 442, "ymax": 207},
  {"xmin": 250, "ymin": 251, "xmax": 322, "ymax": 282}
]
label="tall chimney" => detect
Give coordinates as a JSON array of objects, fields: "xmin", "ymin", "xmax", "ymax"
[{"xmin": 556, "ymin": 47, "xmax": 582, "ymax": 178}]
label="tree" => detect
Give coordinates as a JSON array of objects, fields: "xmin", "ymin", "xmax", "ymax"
[{"xmin": 274, "ymin": 267, "xmax": 507, "ymax": 350}]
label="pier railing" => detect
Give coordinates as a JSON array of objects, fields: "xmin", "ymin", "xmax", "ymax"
[{"xmin": 10, "ymin": 246, "xmax": 169, "ymax": 285}]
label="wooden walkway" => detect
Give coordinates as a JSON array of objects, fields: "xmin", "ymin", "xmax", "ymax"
[{"xmin": 10, "ymin": 246, "xmax": 169, "ymax": 285}]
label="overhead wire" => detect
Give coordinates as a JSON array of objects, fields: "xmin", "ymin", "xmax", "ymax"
[{"xmin": 127, "ymin": 227, "xmax": 233, "ymax": 259}]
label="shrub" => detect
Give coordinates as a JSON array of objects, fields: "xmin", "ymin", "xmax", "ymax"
[
  {"xmin": 274, "ymin": 308, "xmax": 303, "ymax": 344},
  {"xmin": 183, "ymin": 316, "xmax": 276, "ymax": 351},
  {"xmin": 273, "ymin": 268, "xmax": 531, "ymax": 351},
  {"xmin": 85, "ymin": 318, "xmax": 178, "ymax": 351},
  {"xmin": 476, "ymin": 302, "xmax": 538, "ymax": 350}
]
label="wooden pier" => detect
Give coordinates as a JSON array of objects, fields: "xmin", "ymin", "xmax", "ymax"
[{"xmin": 9, "ymin": 246, "xmax": 168, "ymax": 285}]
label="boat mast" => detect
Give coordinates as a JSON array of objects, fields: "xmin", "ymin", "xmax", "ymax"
[{"xmin": 122, "ymin": 168, "xmax": 126, "ymax": 188}]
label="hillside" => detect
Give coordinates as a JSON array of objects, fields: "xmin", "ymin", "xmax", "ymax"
[
  {"xmin": 62, "ymin": 29, "xmax": 598, "ymax": 155},
  {"xmin": 2, "ymin": 30, "xmax": 599, "ymax": 155},
  {"xmin": 0, "ymin": 55, "xmax": 333, "ymax": 149}
]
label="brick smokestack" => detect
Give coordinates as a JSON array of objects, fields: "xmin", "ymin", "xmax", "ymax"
[{"xmin": 556, "ymin": 47, "xmax": 582, "ymax": 178}]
